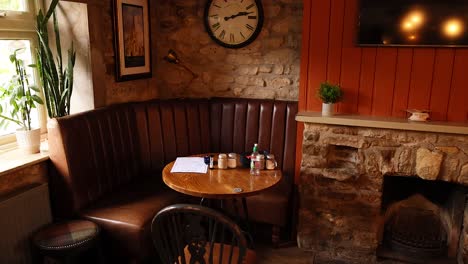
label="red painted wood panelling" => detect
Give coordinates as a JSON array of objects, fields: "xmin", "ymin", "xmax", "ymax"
[
  {"xmin": 299, "ymin": 0, "xmax": 468, "ymax": 122},
  {"xmin": 407, "ymin": 49, "xmax": 436, "ymax": 111},
  {"xmin": 326, "ymin": 0, "xmax": 345, "ymax": 84},
  {"xmin": 357, "ymin": 48, "xmax": 377, "ymax": 115},
  {"xmin": 391, "ymin": 48, "xmax": 413, "ymax": 118},
  {"xmin": 372, "ymin": 48, "xmax": 398, "ymax": 116},
  {"xmin": 430, "ymin": 49, "xmax": 454, "ymax": 121},
  {"xmin": 338, "ymin": 0, "xmax": 360, "ymax": 114},
  {"xmin": 448, "ymin": 50, "xmax": 468, "ymax": 121},
  {"xmin": 306, "ymin": 0, "xmax": 331, "ymax": 111}
]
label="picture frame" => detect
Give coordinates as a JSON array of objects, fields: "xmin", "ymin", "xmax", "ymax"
[{"xmin": 113, "ymin": 0, "xmax": 151, "ymax": 81}]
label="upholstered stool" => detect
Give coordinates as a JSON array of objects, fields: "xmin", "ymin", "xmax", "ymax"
[{"xmin": 32, "ymin": 220, "xmax": 102, "ymax": 263}]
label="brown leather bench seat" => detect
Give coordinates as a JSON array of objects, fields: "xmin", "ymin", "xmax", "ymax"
[{"xmin": 48, "ymin": 97, "xmax": 298, "ymax": 261}]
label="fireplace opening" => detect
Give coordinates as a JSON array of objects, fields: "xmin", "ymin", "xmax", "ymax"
[{"xmin": 377, "ymin": 176, "xmax": 466, "ymax": 264}]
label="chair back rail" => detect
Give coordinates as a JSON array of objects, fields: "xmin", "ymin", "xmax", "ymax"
[{"xmin": 151, "ymin": 204, "xmax": 249, "ymax": 264}]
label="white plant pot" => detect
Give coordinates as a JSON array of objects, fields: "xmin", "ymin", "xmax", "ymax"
[
  {"xmin": 322, "ymin": 103, "xmax": 335, "ymax": 116},
  {"xmin": 16, "ymin": 128, "xmax": 41, "ymax": 154}
]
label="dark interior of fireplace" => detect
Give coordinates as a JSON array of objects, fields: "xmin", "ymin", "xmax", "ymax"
[{"xmin": 377, "ymin": 175, "xmax": 467, "ymax": 264}]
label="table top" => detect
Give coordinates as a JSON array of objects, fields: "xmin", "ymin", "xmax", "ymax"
[{"xmin": 162, "ymin": 158, "xmax": 282, "ymax": 199}]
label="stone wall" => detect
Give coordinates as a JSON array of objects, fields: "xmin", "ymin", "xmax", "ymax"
[
  {"xmin": 298, "ymin": 123, "xmax": 468, "ymax": 263},
  {"xmin": 70, "ymin": 0, "xmax": 302, "ymax": 106},
  {"xmin": 154, "ymin": 0, "xmax": 302, "ymax": 100}
]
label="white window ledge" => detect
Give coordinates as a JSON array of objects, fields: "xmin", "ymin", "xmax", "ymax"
[{"xmin": 0, "ymin": 146, "xmax": 49, "ymax": 177}]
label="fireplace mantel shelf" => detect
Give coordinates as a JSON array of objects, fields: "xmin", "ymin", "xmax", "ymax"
[{"xmin": 296, "ymin": 112, "xmax": 468, "ymax": 135}]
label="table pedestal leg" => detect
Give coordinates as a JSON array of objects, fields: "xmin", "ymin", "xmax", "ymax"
[{"xmin": 199, "ymin": 197, "xmax": 254, "ymax": 247}]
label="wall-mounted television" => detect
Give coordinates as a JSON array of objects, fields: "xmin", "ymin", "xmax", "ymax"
[{"xmin": 358, "ymin": 0, "xmax": 468, "ymax": 47}]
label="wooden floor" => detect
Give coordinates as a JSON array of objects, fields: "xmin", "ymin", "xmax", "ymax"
[
  {"xmin": 256, "ymin": 244, "xmax": 314, "ymax": 264},
  {"xmin": 255, "ymin": 245, "xmax": 410, "ymax": 264}
]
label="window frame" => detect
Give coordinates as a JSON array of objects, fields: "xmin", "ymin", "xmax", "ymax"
[{"xmin": 0, "ymin": 0, "xmax": 46, "ymax": 148}]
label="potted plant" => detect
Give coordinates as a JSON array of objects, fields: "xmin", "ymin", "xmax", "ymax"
[
  {"xmin": 318, "ymin": 82, "xmax": 343, "ymax": 116},
  {"xmin": 36, "ymin": 0, "xmax": 76, "ymax": 118},
  {"xmin": 0, "ymin": 49, "xmax": 44, "ymax": 153}
]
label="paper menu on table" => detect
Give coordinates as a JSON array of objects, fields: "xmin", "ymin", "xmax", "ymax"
[{"xmin": 170, "ymin": 157, "xmax": 208, "ymax": 174}]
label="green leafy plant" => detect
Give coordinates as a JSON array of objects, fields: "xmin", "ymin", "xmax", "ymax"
[
  {"xmin": 0, "ymin": 49, "xmax": 44, "ymax": 130},
  {"xmin": 35, "ymin": 0, "xmax": 76, "ymax": 118},
  {"xmin": 318, "ymin": 82, "xmax": 343, "ymax": 104}
]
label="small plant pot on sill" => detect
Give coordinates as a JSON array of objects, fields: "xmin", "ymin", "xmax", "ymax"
[
  {"xmin": 16, "ymin": 128, "xmax": 41, "ymax": 154},
  {"xmin": 322, "ymin": 103, "xmax": 335, "ymax": 116}
]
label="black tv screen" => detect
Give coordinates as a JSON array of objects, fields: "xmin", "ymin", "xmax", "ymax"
[{"xmin": 358, "ymin": 0, "xmax": 468, "ymax": 47}]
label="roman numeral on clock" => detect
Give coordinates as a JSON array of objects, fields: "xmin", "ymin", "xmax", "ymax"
[
  {"xmin": 230, "ymin": 33, "xmax": 235, "ymax": 42},
  {"xmin": 219, "ymin": 30, "xmax": 226, "ymax": 39},
  {"xmin": 248, "ymin": 16, "xmax": 257, "ymax": 19},
  {"xmin": 240, "ymin": 32, "xmax": 246, "ymax": 39},
  {"xmin": 212, "ymin": 22, "xmax": 220, "ymax": 32},
  {"xmin": 246, "ymin": 4, "xmax": 254, "ymax": 10},
  {"xmin": 246, "ymin": 24, "xmax": 254, "ymax": 31}
]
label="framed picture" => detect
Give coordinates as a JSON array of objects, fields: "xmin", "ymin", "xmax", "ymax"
[{"xmin": 113, "ymin": 0, "xmax": 151, "ymax": 81}]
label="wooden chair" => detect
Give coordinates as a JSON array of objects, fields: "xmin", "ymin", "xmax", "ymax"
[{"xmin": 151, "ymin": 204, "xmax": 256, "ymax": 264}]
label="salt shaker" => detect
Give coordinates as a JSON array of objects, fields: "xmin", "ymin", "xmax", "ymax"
[
  {"xmin": 257, "ymin": 154, "xmax": 265, "ymax": 170},
  {"xmin": 266, "ymin": 154, "xmax": 277, "ymax": 170},
  {"xmin": 228, "ymin": 153, "xmax": 237, "ymax": 169},
  {"xmin": 218, "ymin": 153, "xmax": 228, "ymax": 169}
]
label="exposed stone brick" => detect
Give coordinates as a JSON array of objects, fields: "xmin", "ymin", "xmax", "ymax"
[
  {"xmin": 264, "ymin": 38, "xmax": 285, "ymax": 49},
  {"xmin": 212, "ymin": 75, "xmax": 234, "ymax": 84},
  {"xmin": 322, "ymin": 168, "xmax": 356, "ymax": 181},
  {"xmin": 263, "ymin": 49, "xmax": 298, "ymax": 64},
  {"xmin": 273, "ymin": 65, "xmax": 285, "ymax": 75},
  {"xmin": 460, "ymin": 164, "xmax": 468, "ymax": 184},
  {"xmin": 236, "ymin": 66, "xmax": 259, "ymax": 76},
  {"xmin": 393, "ymin": 147, "xmax": 416, "ymax": 175},
  {"xmin": 273, "ymin": 17, "xmax": 302, "ymax": 34},
  {"xmin": 235, "ymin": 76, "xmax": 266, "ymax": 87},
  {"xmin": 225, "ymin": 54, "xmax": 255, "ymax": 65},
  {"xmin": 258, "ymin": 65, "xmax": 273, "ymax": 73},
  {"xmin": 416, "ymin": 148, "xmax": 444, "ymax": 180},
  {"xmin": 435, "ymin": 146, "xmax": 460, "ymax": 154},
  {"xmin": 269, "ymin": 77, "xmax": 292, "ymax": 88},
  {"xmin": 264, "ymin": 5, "xmax": 281, "ymax": 17},
  {"xmin": 199, "ymin": 44, "xmax": 227, "ymax": 57},
  {"xmin": 322, "ymin": 134, "xmax": 368, "ymax": 149}
]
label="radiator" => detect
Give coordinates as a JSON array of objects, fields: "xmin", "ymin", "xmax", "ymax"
[{"xmin": 0, "ymin": 183, "xmax": 52, "ymax": 264}]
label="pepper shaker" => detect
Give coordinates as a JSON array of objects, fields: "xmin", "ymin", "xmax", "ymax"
[
  {"xmin": 228, "ymin": 153, "xmax": 237, "ymax": 169},
  {"xmin": 218, "ymin": 154, "xmax": 228, "ymax": 169}
]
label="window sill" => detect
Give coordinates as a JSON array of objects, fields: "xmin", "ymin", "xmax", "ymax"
[{"xmin": 0, "ymin": 146, "xmax": 49, "ymax": 177}]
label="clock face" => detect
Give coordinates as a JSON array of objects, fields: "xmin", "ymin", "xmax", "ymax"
[{"xmin": 204, "ymin": 0, "xmax": 264, "ymax": 49}]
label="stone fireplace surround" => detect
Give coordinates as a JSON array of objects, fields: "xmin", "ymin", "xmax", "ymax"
[{"xmin": 297, "ymin": 120, "xmax": 468, "ymax": 263}]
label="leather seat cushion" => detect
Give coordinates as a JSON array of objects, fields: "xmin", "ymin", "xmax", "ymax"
[
  {"xmin": 225, "ymin": 178, "xmax": 292, "ymax": 227},
  {"xmin": 80, "ymin": 177, "xmax": 185, "ymax": 259}
]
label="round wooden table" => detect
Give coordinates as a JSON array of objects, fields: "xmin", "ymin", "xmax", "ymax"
[
  {"xmin": 162, "ymin": 158, "xmax": 282, "ymax": 199},
  {"xmin": 163, "ymin": 157, "xmax": 282, "ymax": 241}
]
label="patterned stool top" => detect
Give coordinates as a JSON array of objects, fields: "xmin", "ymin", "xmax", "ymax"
[{"xmin": 33, "ymin": 220, "xmax": 99, "ymax": 250}]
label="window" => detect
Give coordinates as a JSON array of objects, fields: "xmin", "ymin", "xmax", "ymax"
[
  {"xmin": 0, "ymin": 40, "xmax": 38, "ymax": 137},
  {"xmin": 0, "ymin": 0, "xmax": 45, "ymax": 145},
  {"xmin": 0, "ymin": 0, "xmax": 27, "ymax": 12}
]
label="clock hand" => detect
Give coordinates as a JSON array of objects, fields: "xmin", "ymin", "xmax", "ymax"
[{"xmin": 224, "ymin": 11, "xmax": 253, "ymax": 21}]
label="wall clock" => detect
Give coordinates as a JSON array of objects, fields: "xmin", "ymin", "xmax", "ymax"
[{"xmin": 204, "ymin": 0, "xmax": 264, "ymax": 49}]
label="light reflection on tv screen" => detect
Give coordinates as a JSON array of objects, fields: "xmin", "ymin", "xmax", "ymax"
[{"xmin": 358, "ymin": 0, "xmax": 468, "ymax": 47}]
